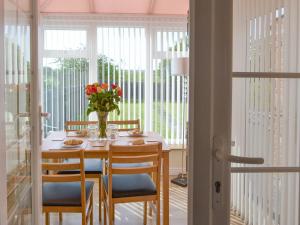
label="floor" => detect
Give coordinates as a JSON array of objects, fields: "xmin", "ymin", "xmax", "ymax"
[{"xmin": 45, "ymin": 178, "xmax": 245, "ymax": 225}]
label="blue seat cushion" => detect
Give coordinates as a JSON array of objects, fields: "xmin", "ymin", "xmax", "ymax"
[
  {"xmin": 58, "ymin": 159, "xmax": 103, "ymax": 174},
  {"xmin": 112, "ymin": 162, "xmax": 150, "ymax": 168},
  {"xmin": 42, "ymin": 181, "xmax": 94, "ymax": 207},
  {"xmin": 103, "ymin": 174, "xmax": 156, "ymax": 198}
]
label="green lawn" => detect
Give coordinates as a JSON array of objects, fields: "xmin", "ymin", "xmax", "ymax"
[{"xmin": 108, "ymin": 101, "xmax": 188, "ymax": 141}]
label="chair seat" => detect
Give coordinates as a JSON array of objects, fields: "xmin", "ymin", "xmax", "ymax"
[
  {"xmin": 43, "ymin": 181, "xmax": 94, "ymax": 207},
  {"xmin": 59, "ymin": 159, "xmax": 103, "ymax": 174},
  {"xmin": 112, "ymin": 162, "xmax": 150, "ymax": 168},
  {"xmin": 103, "ymin": 174, "xmax": 156, "ymax": 198}
]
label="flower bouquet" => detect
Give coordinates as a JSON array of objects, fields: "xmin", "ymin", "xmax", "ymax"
[{"xmin": 86, "ymin": 82, "xmax": 122, "ymax": 138}]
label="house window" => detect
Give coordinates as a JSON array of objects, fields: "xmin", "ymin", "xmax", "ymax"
[{"xmin": 41, "ymin": 17, "xmax": 188, "ymax": 144}]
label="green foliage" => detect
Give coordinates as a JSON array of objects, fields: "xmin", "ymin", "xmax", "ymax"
[
  {"xmin": 56, "ymin": 58, "xmax": 89, "ymax": 70},
  {"xmin": 97, "ymin": 55, "xmax": 120, "ymax": 83},
  {"xmin": 86, "ymin": 84, "xmax": 121, "ymax": 115}
]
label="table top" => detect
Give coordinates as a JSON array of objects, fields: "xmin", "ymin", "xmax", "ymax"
[{"xmin": 42, "ymin": 131, "xmax": 169, "ymax": 152}]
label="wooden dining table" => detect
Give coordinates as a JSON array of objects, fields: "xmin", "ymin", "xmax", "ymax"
[{"xmin": 42, "ymin": 131, "xmax": 170, "ymax": 225}]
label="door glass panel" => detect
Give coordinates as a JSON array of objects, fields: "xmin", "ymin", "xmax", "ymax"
[
  {"xmin": 231, "ymin": 173, "xmax": 300, "ymax": 225},
  {"xmin": 4, "ymin": 0, "xmax": 33, "ymax": 224},
  {"xmin": 232, "ymin": 0, "xmax": 300, "ymax": 223},
  {"xmin": 232, "ymin": 78, "xmax": 300, "ymax": 168},
  {"xmin": 232, "ymin": 77, "xmax": 300, "ymax": 225}
]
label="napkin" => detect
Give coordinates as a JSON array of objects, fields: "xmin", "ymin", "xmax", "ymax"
[{"xmin": 132, "ymin": 139, "xmax": 145, "ymax": 145}]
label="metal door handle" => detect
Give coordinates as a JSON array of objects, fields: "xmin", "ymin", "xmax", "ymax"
[
  {"xmin": 15, "ymin": 112, "xmax": 30, "ymax": 118},
  {"xmin": 215, "ymin": 149, "xmax": 264, "ymax": 164},
  {"xmin": 15, "ymin": 112, "xmax": 50, "ymax": 118},
  {"xmin": 41, "ymin": 112, "xmax": 50, "ymax": 118}
]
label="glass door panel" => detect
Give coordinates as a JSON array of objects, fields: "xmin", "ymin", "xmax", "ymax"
[
  {"xmin": 231, "ymin": 0, "xmax": 300, "ymax": 224},
  {"xmin": 4, "ymin": 0, "xmax": 33, "ymax": 224}
]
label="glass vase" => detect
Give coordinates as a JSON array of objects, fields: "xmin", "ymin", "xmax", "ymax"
[{"xmin": 97, "ymin": 111, "xmax": 108, "ymax": 139}]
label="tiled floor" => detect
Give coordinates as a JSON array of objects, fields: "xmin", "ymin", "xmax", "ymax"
[{"xmin": 45, "ymin": 178, "xmax": 244, "ymax": 225}]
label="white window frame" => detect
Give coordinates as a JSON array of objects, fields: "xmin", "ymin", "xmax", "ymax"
[{"xmin": 41, "ymin": 14, "xmax": 188, "ymax": 143}]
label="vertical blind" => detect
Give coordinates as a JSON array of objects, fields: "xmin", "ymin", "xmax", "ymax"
[
  {"xmin": 97, "ymin": 27, "xmax": 146, "ymax": 126},
  {"xmin": 232, "ymin": 0, "xmax": 300, "ymax": 225},
  {"xmin": 43, "ymin": 30, "xmax": 89, "ymax": 133},
  {"xmin": 152, "ymin": 30, "xmax": 188, "ymax": 144},
  {"xmin": 41, "ymin": 16, "xmax": 187, "ymax": 144}
]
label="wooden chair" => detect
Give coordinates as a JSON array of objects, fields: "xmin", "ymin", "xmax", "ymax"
[
  {"xmin": 65, "ymin": 120, "xmax": 98, "ymax": 132},
  {"xmin": 102, "ymin": 143, "xmax": 162, "ymax": 225},
  {"xmin": 63, "ymin": 120, "xmax": 103, "ymax": 222},
  {"xmin": 107, "ymin": 119, "xmax": 140, "ymax": 131},
  {"xmin": 65, "ymin": 119, "xmax": 140, "ymax": 132},
  {"xmin": 42, "ymin": 150, "xmax": 94, "ymax": 225}
]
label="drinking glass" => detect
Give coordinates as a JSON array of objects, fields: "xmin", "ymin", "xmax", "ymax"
[
  {"xmin": 107, "ymin": 124, "xmax": 118, "ymax": 139},
  {"xmin": 88, "ymin": 124, "xmax": 98, "ymax": 141}
]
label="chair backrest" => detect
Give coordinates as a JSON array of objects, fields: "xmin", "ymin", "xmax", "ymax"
[
  {"xmin": 107, "ymin": 143, "xmax": 162, "ymax": 197},
  {"xmin": 65, "ymin": 119, "xmax": 140, "ymax": 132},
  {"xmin": 65, "ymin": 121, "xmax": 98, "ymax": 132},
  {"xmin": 107, "ymin": 119, "xmax": 140, "ymax": 131},
  {"xmin": 42, "ymin": 150, "xmax": 86, "ymax": 208}
]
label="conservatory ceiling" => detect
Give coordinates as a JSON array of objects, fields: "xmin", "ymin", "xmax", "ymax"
[{"xmin": 37, "ymin": 0, "xmax": 189, "ymax": 15}]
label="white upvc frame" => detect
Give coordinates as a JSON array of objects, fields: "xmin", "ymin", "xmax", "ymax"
[
  {"xmin": 189, "ymin": 0, "xmax": 233, "ymax": 224},
  {"xmin": 31, "ymin": 0, "xmax": 43, "ymax": 224},
  {"xmin": 41, "ymin": 13, "xmax": 187, "ymax": 27},
  {"xmin": 0, "ymin": 0, "xmax": 8, "ymax": 224},
  {"xmin": 189, "ymin": 0, "xmax": 300, "ymax": 224},
  {"xmin": 41, "ymin": 15, "xmax": 188, "ymax": 135}
]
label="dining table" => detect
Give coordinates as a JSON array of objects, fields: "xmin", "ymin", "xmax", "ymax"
[{"xmin": 42, "ymin": 131, "xmax": 170, "ymax": 225}]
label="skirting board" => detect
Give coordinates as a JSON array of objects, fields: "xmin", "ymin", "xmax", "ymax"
[{"xmin": 169, "ymin": 167, "xmax": 187, "ymax": 176}]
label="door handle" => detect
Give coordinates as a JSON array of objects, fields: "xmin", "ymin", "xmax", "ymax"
[
  {"xmin": 15, "ymin": 112, "xmax": 30, "ymax": 118},
  {"xmin": 41, "ymin": 112, "xmax": 50, "ymax": 119},
  {"xmin": 15, "ymin": 112, "xmax": 50, "ymax": 119},
  {"xmin": 215, "ymin": 149, "xmax": 264, "ymax": 164},
  {"xmin": 212, "ymin": 136, "xmax": 264, "ymax": 209}
]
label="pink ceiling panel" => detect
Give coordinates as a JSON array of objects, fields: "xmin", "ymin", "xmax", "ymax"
[
  {"xmin": 39, "ymin": 0, "xmax": 188, "ymax": 15},
  {"xmin": 95, "ymin": 0, "xmax": 151, "ymax": 14},
  {"xmin": 153, "ymin": 0, "xmax": 188, "ymax": 15},
  {"xmin": 5, "ymin": 0, "xmax": 32, "ymax": 12},
  {"xmin": 40, "ymin": 0, "xmax": 90, "ymax": 13}
]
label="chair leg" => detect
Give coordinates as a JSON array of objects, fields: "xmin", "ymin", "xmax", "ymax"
[
  {"xmin": 103, "ymin": 182, "xmax": 107, "ymax": 225},
  {"xmin": 156, "ymin": 200, "xmax": 160, "ymax": 225},
  {"xmin": 149, "ymin": 201, "xmax": 153, "ymax": 217},
  {"xmin": 109, "ymin": 203, "xmax": 114, "ymax": 225},
  {"xmin": 82, "ymin": 213, "xmax": 86, "ymax": 225},
  {"xmin": 90, "ymin": 196, "xmax": 94, "ymax": 225},
  {"xmin": 143, "ymin": 201, "xmax": 147, "ymax": 225},
  {"xmin": 104, "ymin": 202, "xmax": 107, "ymax": 225},
  {"xmin": 45, "ymin": 213, "xmax": 50, "ymax": 225},
  {"xmin": 59, "ymin": 212, "xmax": 63, "ymax": 223},
  {"xmin": 99, "ymin": 176, "xmax": 102, "ymax": 222},
  {"xmin": 112, "ymin": 204, "xmax": 115, "ymax": 221}
]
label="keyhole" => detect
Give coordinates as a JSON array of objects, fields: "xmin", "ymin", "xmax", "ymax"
[{"xmin": 215, "ymin": 181, "xmax": 221, "ymax": 193}]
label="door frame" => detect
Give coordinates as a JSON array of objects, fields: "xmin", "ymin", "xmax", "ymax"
[
  {"xmin": 188, "ymin": 0, "xmax": 233, "ymax": 224},
  {"xmin": 31, "ymin": 0, "xmax": 43, "ymax": 224},
  {"xmin": 0, "ymin": 0, "xmax": 42, "ymax": 223},
  {"xmin": 0, "ymin": 0, "xmax": 8, "ymax": 223}
]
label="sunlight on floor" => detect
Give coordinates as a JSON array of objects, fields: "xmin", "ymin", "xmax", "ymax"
[{"xmin": 43, "ymin": 178, "xmax": 244, "ymax": 225}]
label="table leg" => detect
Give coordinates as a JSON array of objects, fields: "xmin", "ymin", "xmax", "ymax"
[{"xmin": 163, "ymin": 152, "xmax": 169, "ymax": 225}]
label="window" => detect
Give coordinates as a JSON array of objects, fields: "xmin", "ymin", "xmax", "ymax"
[
  {"xmin": 41, "ymin": 17, "xmax": 188, "ymax": 144},
  {"xmin": 232, "ymin": 1, "xmax": 300, "ymax": 224}
]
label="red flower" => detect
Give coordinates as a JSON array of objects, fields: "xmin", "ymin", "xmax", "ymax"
[
  {"xmin": 117, "ymin": 87, "xmax": 122, "ymax": 97},
  {"xmin": 101, "ymin": 83, "xmax": 108, "ymax": 89},
  {"xmin": 111, "ymin": 84, "xmax": 118, "ymax": 89},
  {"xmin": 86, "ymin": 85, "xmax": 97, "ymax": 95}
]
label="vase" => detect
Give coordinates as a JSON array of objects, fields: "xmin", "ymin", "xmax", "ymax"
[{"xmin": 97, "ymin": 111, "xmax": 108, "ymax": 138}]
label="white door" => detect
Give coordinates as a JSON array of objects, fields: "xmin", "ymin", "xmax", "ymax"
[
  {"xmin": 0, "ymin": 0, "xmax": 42, "ymax": 224},
  {"xmin": 189, "ymin": 0, "xmax": 300, "ymax": 225},
  {"xmin": 230, "ymin": 0, "xmax": 300, "ymax": 224}
]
